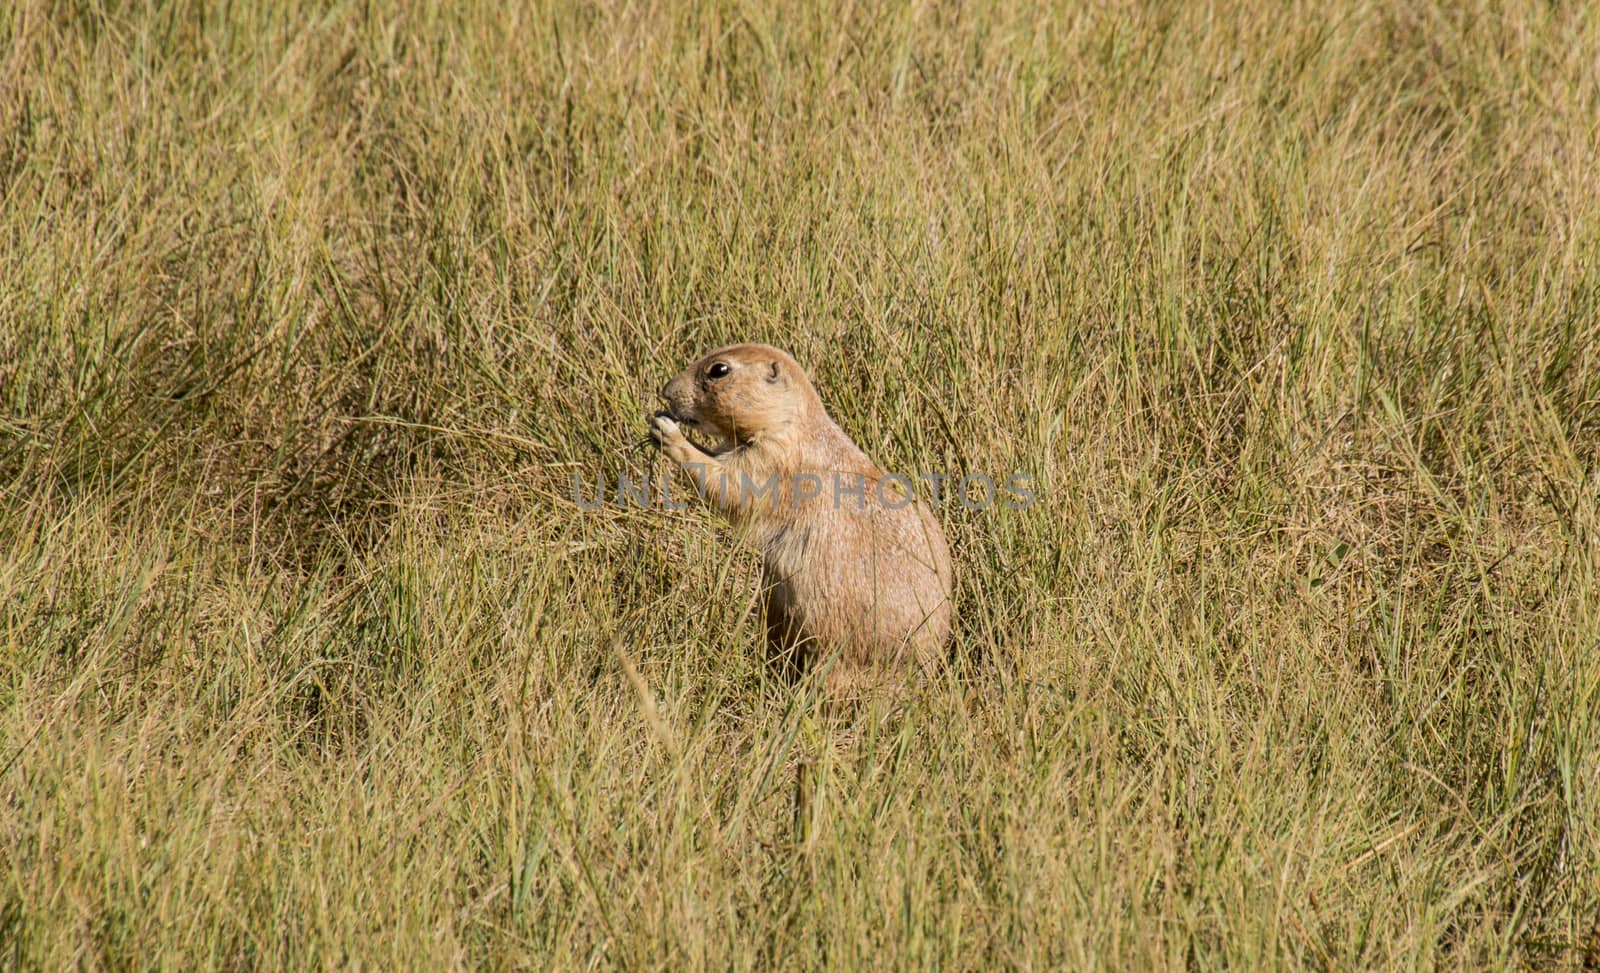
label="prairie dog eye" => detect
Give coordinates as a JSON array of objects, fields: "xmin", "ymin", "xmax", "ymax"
[{"xmin": 706, "ymin": 362, "xmax": 731, "ymax": 379}]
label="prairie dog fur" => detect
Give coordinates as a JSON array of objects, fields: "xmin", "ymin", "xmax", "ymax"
[{"xmin": 648, "ymin": 343, "xmax": 953, "ymax": 695}]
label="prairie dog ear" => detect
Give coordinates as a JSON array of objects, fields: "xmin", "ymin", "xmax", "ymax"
[{"xmin": 767, "ymin": 361, "xmax": 783, "ymax": 383}]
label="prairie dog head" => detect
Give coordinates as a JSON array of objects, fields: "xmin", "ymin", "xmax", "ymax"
[{"xmin": 658, "ymin": 344, "xmax": 821, "ymax": 450}]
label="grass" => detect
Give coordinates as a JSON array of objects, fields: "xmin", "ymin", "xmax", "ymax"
[{"xmin": 2, "ymin": 0, "xmax": 1598, "ymax": 967}]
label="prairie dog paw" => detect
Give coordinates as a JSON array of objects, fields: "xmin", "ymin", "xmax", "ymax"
[{"xmin": 649, "ymin": 411, "xmax": 683, "ymax": 446}]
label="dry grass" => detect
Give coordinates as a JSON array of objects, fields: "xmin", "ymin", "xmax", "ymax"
[{"xmin": 3, "ymin": 0, "xmax": 1599, "ymax": 968}]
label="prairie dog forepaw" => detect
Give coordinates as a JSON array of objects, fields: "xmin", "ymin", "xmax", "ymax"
[
  {"xmin": 649, "ymin": 411, "xmax": 683, "ymax": 446},
  {"xmin": 646, "ymin": 409, "xmax": 678, "ymax": 438}
]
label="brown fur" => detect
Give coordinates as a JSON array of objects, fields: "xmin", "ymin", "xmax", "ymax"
[{"xmin": 648, "ymin": 343, "xmax": 953, "ymax": 696}]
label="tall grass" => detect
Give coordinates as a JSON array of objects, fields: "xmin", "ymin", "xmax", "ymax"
[{"xmin": 2, "ymin": 0, "xmax": 1598, "ymax": 967}]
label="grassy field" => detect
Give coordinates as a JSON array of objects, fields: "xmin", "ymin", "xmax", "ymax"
[{"xmin": 3, "ymin": 0, "xmax": 1599, "ymax": 967}]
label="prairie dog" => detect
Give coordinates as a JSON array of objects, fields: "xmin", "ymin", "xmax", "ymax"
[{"xmin": 648, "ymin": 343, "xmax": 953, "ymax": 695}]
